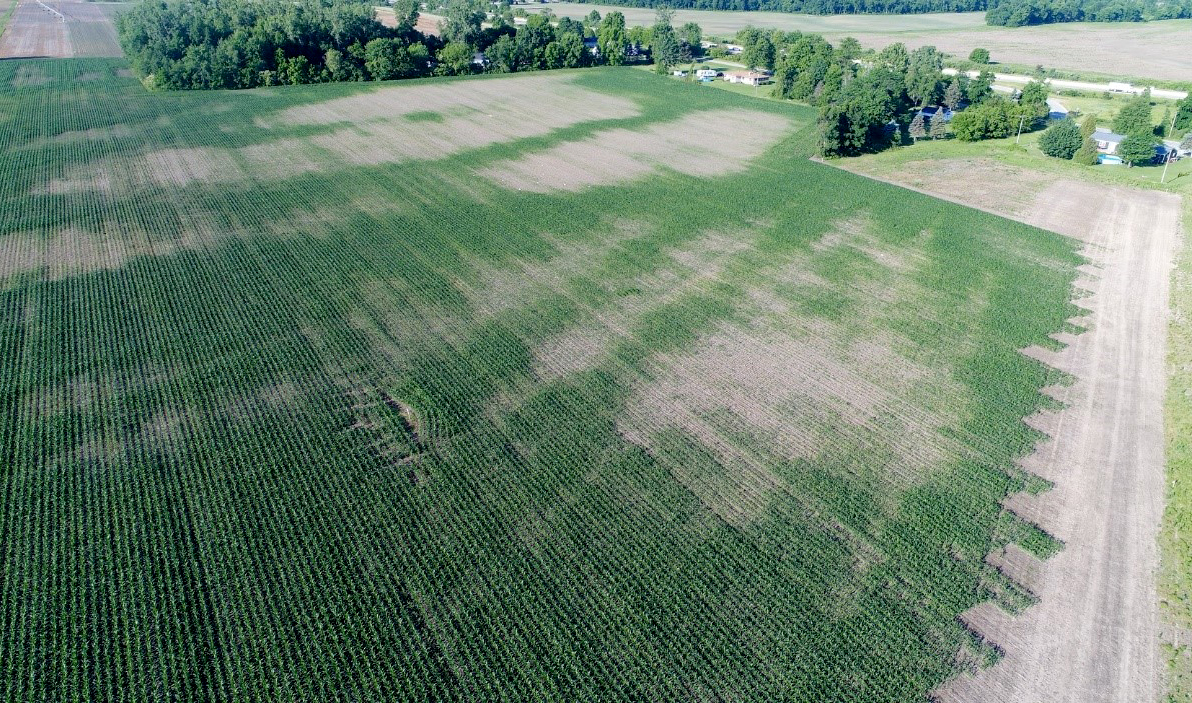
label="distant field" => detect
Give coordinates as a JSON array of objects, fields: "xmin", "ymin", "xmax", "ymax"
[
  {"xmin": 534, "ymin": 3, "xmax": 1192, "ymax": 83},
  {"xmin": 0, "ymin": 0, "xmax": 123, "ymax": 59},
  {"xmin": 531, "ymin": 3, "xmax": 985, "ymax": 35},
  {"xmin": 0, "ymin": 62, "xmax": 1081, "ymax": 700}
]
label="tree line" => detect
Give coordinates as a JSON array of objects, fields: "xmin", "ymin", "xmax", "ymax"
[
  {"xmin": 569, "ymin": 0, "xmax": 990, "ymax": 16},
  {"xmin": 722, "ymin": 29, "xmax": 1045, "ymax": 156},
  {"xmin": 984, "ymin": 0, "xmax": 1192, "ymax": 25},
  {"xmin": 570, "ymin": 0, "xmax": 1192, "ymax": 26},
  {"xmin": 117, "ymin": 0, "xmax": 696, "ymax": 90}
]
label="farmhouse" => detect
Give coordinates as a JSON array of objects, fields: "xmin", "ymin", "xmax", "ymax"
[
  {"xmin": 916, "ymin": 106, "xmax": 955, "ymax": 122},
  {"xmin": 724, "ymin": 70, "xmax": 768, "ymax": 86},
  {"xmin": 1046, "ymin": 98, "xmax": 1068, "ymax": 120},
  {"xmin": 1166, "ymin": 139, "xmax": 1192, "ymax": 158},
  {"xmin": 1093, "ymin": 127, "xmax": 1127, "ymax": 154}
]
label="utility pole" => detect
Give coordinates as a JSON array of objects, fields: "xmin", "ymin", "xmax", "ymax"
[{"xmin": 1015, "ymin": 114, "xmax": 1027, "ymax": 144}]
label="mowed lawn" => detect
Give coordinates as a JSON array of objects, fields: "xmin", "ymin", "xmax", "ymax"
[{"xmin": 0, "ymin": 62, "xmax": 1082, "ymax": 701}]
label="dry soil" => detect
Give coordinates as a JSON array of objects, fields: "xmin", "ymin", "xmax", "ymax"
[{"xmin": 840, "ymin": 158, "xmax": 1182, "ymax": 702}]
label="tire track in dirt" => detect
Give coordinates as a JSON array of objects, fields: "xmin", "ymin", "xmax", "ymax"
[
  {"xmin": 835, "ymin": 159, "xmax": 1182, "ymax": 702},
  {"xmin": 935, "ymin": 181, "xmax": 1181, "ymax": 703}
]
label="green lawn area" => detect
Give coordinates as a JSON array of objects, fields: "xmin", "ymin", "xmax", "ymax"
[
  {"xmin": 847, "ymin": 127, "xmax": 1192, "ymax": 195},
  {"xmin": 1162, "ymin": 197, "xmax": 1192, "ymax": 700}
]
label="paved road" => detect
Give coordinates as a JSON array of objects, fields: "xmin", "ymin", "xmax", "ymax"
[{"xmin": 944, "ymin": 67, "xmax": 1188, "ymax": 100}]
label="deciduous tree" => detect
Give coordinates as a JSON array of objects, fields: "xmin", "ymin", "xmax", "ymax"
[{"xmin": 1039, "ymin": 118, "xmax": 1083, "ymax": 158}]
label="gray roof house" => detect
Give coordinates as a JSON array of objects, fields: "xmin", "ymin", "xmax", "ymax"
[{"xmin": 1093, "ymin": 128, "xmax": 1127, "ymax": 154}]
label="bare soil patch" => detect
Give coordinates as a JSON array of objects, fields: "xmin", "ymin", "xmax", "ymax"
[
  {"xmin": 845, "ymin": 159, "xmax": 1183, "ymax": 702},
  {"xmin": 50, "ymin": 73, "xmax": 642, "ymax": 195},
  {"xmin": 478, "ymin": 109, "xmax": 790, "ymax": 192},
  {"xmin": 264, "ymin": 72, "xmax": 637, "ymax": 130}
]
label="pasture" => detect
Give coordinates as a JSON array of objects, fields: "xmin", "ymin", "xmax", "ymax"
[{"xmin": 0, "ymin": 62, "xmax": 1083, "ymax": 700}]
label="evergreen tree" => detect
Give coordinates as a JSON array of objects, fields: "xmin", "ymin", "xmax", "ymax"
[
  {"xmin": 1080, "ymin": 113, "xmax": 1098, "ymax": 139},
  {"xmin": 1176, "ymin": 95, "xmax": 1192, "ymax": 131},
  {"xmin": 943, "ymin": 78, "xmax": 962, "ymax": 111},
  {"xmin": 1113, "ymin": 92, "xmax": 1154, "ymax": 135},
  {"xmin": 1073, "ymin": 137, "xmax": 1099, "ymax": 165},
  {"xmin": 929, "ymin": 115, "xmax": 948, "ymax": 139},
  {"xmin": 1117, "ymin": 133, "xmax": 1158, "ymax": 165},
  {"xmin": 909, "ymin": 113, "xmax": 927, "ymax": 141}
]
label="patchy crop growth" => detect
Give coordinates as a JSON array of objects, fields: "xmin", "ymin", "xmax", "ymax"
[{"xmin": 0, "ymin": 62, "xmax": 1082, "ymax": 701}]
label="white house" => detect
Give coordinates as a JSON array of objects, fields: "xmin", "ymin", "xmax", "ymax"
[
  {"xmin": 723, "ymin": 70, "xmax": 768, "ymax": 86},
  {"xmin": 1093, "ymin": 127, "xmax": 1127, "ymax": 154}
]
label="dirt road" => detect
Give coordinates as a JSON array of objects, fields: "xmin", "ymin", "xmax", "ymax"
[{"xmin": 837, "ymin": 159, "xmax": 1182, "ymax": 702}]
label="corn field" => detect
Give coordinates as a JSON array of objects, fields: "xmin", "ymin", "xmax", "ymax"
[{"xmin": 0, "ymin": 60, "xmax": 1083, "ymax": 701}]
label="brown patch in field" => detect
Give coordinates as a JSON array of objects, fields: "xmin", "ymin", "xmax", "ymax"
[
  {"xmin": 143, "ymin": 147, "xmax": 245, "ymax": 187},
  {"xmin": 620, "ymin": 314, "xmax": 956, "ymax": 515},
  {"xmin": 239, "ymin": 137, "xmax": 326, "ymax": 179},
  {"xmin": 478, "ymin": 109, "xmax": 790, "ymax": 192},
  {"xmin": 461, "ymin": 218, "xmax": 653, "ymax": 319},
  {"xmin": 0, "ymin": 220, "xmax": 230, "ymax": 286},
  {"xmin": 49, "ymin": 124, "xmax": 134, "ymax": 144},
  {"xmin": 257, "ymin": 380, "xmax": 300, "ymax": 408},
  {"xmin": 813, "ymin": 214, "xmax": 930, "ymax": 275},
  {"xmin": 138, "ymin": 407, "xmax": 192, "ymax": 454},
  {"xmin": 116, "ymin": 68, "xmax": 133, "ymax": 78},
  {"xmin": 531, "ymin": 224, "xmax": 762, "ymax": 381},
  {"xmin": 262, "ymin": 70, "xmax": 638, "ymax": 133},
  {"xmin": 11, "ymin": 64, "xmax": 52, "ymax": 86},
  {"xmin": 44, "ymin": 74, "xmax": 641, "ymax": 195}
]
